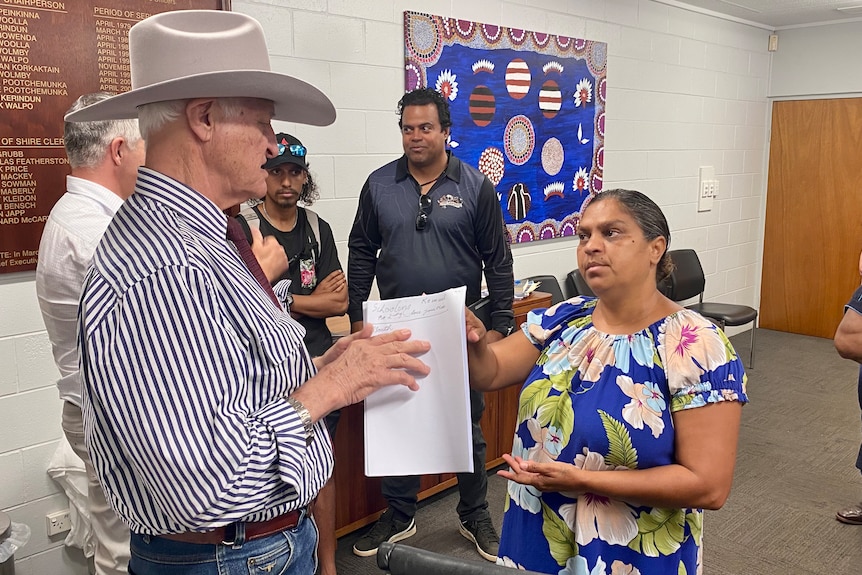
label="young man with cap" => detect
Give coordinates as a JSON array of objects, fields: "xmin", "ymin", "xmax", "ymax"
[
  {"xmin": 66, "ymin": 11, "xmax": 429, "ymax": 575},
  {"xmin": 237, "ymin": 133, "xmax": 347, "ymax": 575},
  {"xmin": 36, "ymin": 92, "xmax": 145, "ymax": 575},
  {"xmin": 348, "ymin": 88, "xmax": 514, "ymax": 562}
]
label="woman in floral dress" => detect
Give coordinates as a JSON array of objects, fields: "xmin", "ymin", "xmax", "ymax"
[{"xmin": 466, "ymin": 189, "xmax": 748, "ymax": 575}]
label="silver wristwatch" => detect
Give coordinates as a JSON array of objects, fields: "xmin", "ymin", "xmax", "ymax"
[{"xmin": 285, "ymin": 395, "xmax": 314, "ymax": 446}]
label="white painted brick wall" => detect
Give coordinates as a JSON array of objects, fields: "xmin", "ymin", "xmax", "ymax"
[{"xmin": 0, "ymin": 338, "xmax": 17, "ymax": 398}]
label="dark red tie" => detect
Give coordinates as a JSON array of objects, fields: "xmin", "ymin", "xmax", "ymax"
[{"xmin": 226, "ymin": 217, "xmax": 282, "ymax": 309}]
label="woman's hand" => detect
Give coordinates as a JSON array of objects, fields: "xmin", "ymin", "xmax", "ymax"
[
  {"xmin": 498, "ymin": 454, "xmax": 580, "ymax": 493},
  {"xmin": 465, "ymin": 307, "xmax": 486, "ymax": 343},
  {"xmin": 498, "ymin": 403, "xmax": 743, "ymax": 510}
]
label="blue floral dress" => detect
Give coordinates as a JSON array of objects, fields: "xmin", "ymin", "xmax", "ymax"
[{"xmin": 497, "ymin": 297, "xmax": 748, "ymax": 575}]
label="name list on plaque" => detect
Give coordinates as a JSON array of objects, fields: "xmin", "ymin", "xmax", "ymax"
[{"xmin": 0, "ymin": 0, "xmax": 224, "ymax": 274}]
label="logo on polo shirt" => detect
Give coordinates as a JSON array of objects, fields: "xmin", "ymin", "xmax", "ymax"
[{"xmin": 438, "ymin": 194, "xmax": 463, "ymax": 209}]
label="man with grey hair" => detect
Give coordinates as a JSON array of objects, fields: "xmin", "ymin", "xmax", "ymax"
[
  {"xmin": 36, "ymin": 91, "xmax": 145, "ymax": 575},
  {"xmin": 66, "ymin": 11, "xmax": 429, "ymax": 575}
]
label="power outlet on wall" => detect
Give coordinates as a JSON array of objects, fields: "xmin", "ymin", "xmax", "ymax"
[
  {"xmin": 46, "ymin": 509, "xmax": 72, "ymax": 536},
  {"xmin": 697, "ymin": 166, "xmax": 717, "ymax": 212}
]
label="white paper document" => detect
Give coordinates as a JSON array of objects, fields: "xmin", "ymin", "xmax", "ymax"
[{"xmin": 362, "ymin": 287, "xmax": 473, "ymax": 477}]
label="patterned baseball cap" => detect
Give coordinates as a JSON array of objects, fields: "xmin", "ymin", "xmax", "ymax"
[{"xmin": 263, "ymin": 133, "xmax": 308, "ymax": 170}]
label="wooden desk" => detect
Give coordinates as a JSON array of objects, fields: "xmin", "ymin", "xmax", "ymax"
[
  {"xmin": 325, "ymin": 314, "xmax": 351, "ymax": 338},
  {"xmin": 328, "ymin": 292, "xmax": 553, "ymax": 536}
]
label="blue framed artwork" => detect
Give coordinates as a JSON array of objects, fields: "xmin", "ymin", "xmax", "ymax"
[{"xmin": 404, "ymin": 11, "xmax": 607, "ymax": 243}]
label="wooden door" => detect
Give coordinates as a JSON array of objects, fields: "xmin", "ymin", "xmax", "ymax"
[{"xmin": 761, "ymin": 98, "xmax": 862, "ymax": 338}]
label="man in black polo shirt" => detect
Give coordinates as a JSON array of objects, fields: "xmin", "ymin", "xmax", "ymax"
[{"xmin": 347, "ymin": 88, "xmax": 514, "ymax": 562}]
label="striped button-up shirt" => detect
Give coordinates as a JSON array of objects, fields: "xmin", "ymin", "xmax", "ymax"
[{"xmin": 79, "ymin": 168, "xmax": 333, "ymax": 535}]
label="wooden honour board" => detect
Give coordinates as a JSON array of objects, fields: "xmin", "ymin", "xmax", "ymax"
[{"xmin": 0, "ymin": 0, "xmax": 228, "ymax": 274}]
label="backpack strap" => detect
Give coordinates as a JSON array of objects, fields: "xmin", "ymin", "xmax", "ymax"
[
  {"xmin": 238, "ymin": 204, "xmax": 320, "ymax": 262},
  {"xmin": 304, "ymin": 208, "xmax": 321, "ymax": 262},
  {"xmin": 235, "ymin": 204, "xmax": 260, "ymax": 243},
  {"xmin": 238, "ymin": 204, "xmax": 261, "ymax": 228}
]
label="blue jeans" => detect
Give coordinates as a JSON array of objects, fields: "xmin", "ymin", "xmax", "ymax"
[{"xmin": 129, "ymin": 515, "xmax": 318, "ymax": 575}]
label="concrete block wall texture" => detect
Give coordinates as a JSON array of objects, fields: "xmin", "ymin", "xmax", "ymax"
[
  {"xmin": 0, "ymin": 0, "xmax": 793, "ymax": 571},
  {"xmin": 254, "ymin": 0, "xmax": 771, "ymax": 314}
]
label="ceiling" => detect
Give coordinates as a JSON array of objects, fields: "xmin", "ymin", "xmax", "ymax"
[{"xmin": 673, "ymin": 0, "xmax": 862, "ymax": 28}]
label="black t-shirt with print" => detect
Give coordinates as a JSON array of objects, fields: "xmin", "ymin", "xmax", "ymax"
[{"xmin": 248, "ymin": 206, "xmax": 343, "ymax": 357}]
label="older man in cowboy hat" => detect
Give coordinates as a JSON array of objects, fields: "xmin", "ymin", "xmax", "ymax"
[{"xmin": 66, "ymin": 10, "xmax": 430, "ymax": 575}]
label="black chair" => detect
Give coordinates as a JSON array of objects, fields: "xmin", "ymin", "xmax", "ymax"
[
  {"xmin": 657, "ymin": 274, "xmax": 674, "ymax": 298},
  {"xmin": 525, "ymin": 274, "xmax": 565, "ymax": 305},
  {"xmin": 467, "ymin": 297, "xmax": 492, "ymax": 330},
  {"xmin": 566, "ymin": 268, "xmax": 670, "ymax": 299},
  {"xmin": 565, "ymin": 268, "xmax": 595, "ymax": 297},
  {"xmin": 377, "ymin": 542, "xmax": 546, "ymax": 575},
  {"xmin": 667, "ymin": 249, "xmax": 757, "ymax": 368}
]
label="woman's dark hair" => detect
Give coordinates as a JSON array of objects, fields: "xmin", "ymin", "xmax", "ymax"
[
  {"xmin": 586, "ymin": 189, "xmax": 673, "ymax": 282},
  {"xmin": 397, "ymin": 88, "xmax": 452, "ymax": 130},
  {"xmin": 298, "ymin": 167, "xmax": 319, "ymax": 206}
]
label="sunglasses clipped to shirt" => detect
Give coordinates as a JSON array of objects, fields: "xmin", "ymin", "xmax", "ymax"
[
  {"xmin": 278, "ymin": 143, "xmax": 307, "ymax": 158},
  {"xmin": 415, "ymin": 194, "xmax": 433, "ymax": 231}
]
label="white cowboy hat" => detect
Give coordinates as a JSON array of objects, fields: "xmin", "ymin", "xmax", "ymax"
[{"xmin": 65, "ymin": 10, "xmax": 335, "ymax": 126}]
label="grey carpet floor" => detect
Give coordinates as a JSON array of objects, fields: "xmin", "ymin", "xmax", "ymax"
[{"xmin": 334, "ymin": 329, "xmax": 862, "ymax": 574}]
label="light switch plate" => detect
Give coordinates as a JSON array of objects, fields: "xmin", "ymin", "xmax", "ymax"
[{"xmin": 698, "ymin": 166, "xmax": 715, "ymax": 212}]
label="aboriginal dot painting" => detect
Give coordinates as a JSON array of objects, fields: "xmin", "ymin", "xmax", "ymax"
[{"xmin": 404, "ymin": 11, "xmax": 607, "ymax": 244}]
